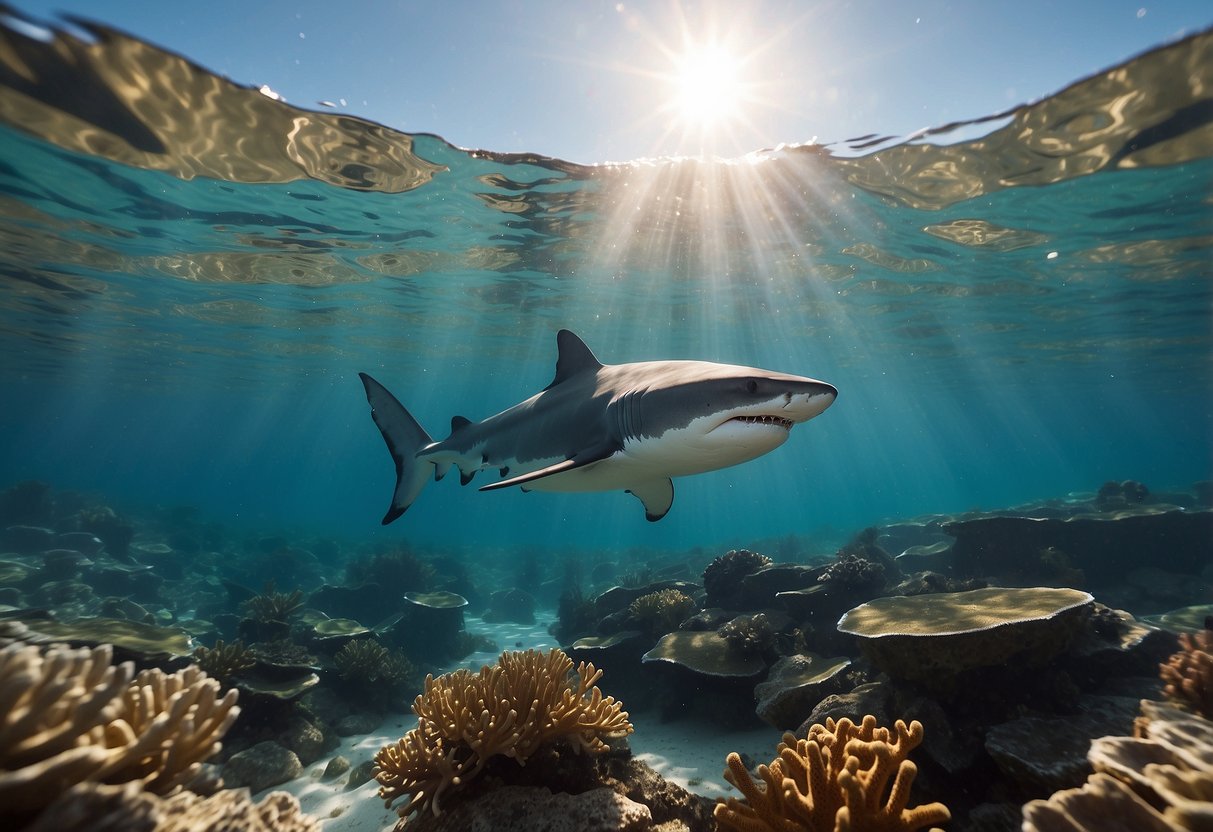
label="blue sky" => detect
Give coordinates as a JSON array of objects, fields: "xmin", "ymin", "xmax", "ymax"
[{"xmin": 8, "ymin": 1, "xmax": 1212, "ymax": 163}]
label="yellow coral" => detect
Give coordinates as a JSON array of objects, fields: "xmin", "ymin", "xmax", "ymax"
[
  {"xmin": 0, "ymin": 642, "xmax": 239, "ymax": 816},
  {"xmin": 715, "ymin": 715, "xmax": 950, "ymax": 832},
  {"xmin": 374, "ymin": 648, "xmax": 632, "ymax": 823}
]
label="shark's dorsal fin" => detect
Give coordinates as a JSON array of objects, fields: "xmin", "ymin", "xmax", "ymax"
[
  {"xmin": 546, "ymin": 330, "xmax": 602, "ymax": 390},
  {"xmin": 451, "ymin": 415, "xmax": 472, "ymax": 432}
]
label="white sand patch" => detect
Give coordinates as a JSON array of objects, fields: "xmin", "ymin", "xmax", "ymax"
[{"xmin": 629, "ymin": 717, "xmax": 783, "ymax": 799}]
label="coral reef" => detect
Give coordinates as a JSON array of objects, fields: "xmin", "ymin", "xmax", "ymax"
[
  {"xmin": 0, "ymin": 642, "xmax": 239, "ymax": 819},
  {"xmin": 628, "ymin": 588, "xmax": 697, "ymax": 637},
  {"xmin": 373, "ymin": 648, "xmax": 632, "ymax": 824},
  {"xmin": 1160, "ymin": 628, "xmax": 1213, "ymax": 718},
  {"xmin": 704, "ymin": 549, "xmax": 772, "ymax": 607},
  {"xmin": 718, "ymin": 613, "xmax": 777, "ymax": 657},
  {"xmin": 333, "ymin": 638, "xmax": 416, "ymax": 706},
  {"xmin": 242, "ymin": 584, "xmax": 305, "ymax": 623},
  {"xmin": 715, "ymin": 715, "xmax": 950, "ymax": 832},
  {"xmin": 1022, "ymin": 700, "xmax": 1213, "ymax": 832},
  {"xmin": 819, "ymin": 550, "xmax": 887, "ymax": 591},
  {"xmin": 193, "ymin": 639, "xmax": 255, "ymax": 685},
  {"xmin": 346, "ymin": 547, "xmax": 434, "ymax": 592}
]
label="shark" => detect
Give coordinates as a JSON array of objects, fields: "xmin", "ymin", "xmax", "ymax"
[{"xmin": 359, "ymin": 330, "xmax": 837, "ymax": 523}]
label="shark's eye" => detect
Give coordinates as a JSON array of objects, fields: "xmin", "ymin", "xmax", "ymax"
[{"xmin": 745, "ymin": 379, "xmax": 758, "ymax": 393}]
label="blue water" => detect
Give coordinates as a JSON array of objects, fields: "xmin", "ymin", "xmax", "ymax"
[{"xmin": 0, "ymin": 22, "xmax": 1209, "ymax": 558}]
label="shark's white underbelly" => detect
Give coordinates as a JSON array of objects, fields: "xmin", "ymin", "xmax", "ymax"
[{"xmin": 492, "ymin": 423, "xmax": 791, "ymax": 493}]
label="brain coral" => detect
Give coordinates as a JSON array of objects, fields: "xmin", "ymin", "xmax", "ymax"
[
  {"xmin": 715, "ymin": 715, "xmax": 950, "ymax": 832},
  {"xmin": 0, "ymin": 642, "xmax": 239, "ymax": 819},
  {"xmin": 374, "ymin": 647, "xmax": 632, "ymax": 824}
]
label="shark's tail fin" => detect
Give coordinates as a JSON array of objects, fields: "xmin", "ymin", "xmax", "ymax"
[{"xmin": 359, "ymin": 373, "xmax": 434, "ymax": 524}]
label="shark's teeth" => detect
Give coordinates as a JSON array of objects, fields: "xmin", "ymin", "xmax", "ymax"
[{"xmin": 731, "ymin": 415, "xmax": 794, "ymax": 429}]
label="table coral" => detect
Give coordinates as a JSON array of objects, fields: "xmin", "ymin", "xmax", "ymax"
[
  {"xmin": 715, "ymin": 715, "xmax": 950, "ymax": 832},
  {"xmin": 373, "ymin": 647, "xmax": 632, "ymax": 824},
  {"xmin": 0, "ymin": 642, "xmax": 239, "ymax": 817},
  {"xmin": 1161, "ymin": 629, "xmax": 1213, "ymax": 719}
]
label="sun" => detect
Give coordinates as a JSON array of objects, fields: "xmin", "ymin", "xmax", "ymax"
[{"xmin": 673, "ymin": 43, "xmax": 744, "ymax": 127}]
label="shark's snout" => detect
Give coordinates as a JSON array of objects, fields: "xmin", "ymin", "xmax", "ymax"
[{"xmin": 786, "ymin": 380, "xmax": 837, "ymax": 423}]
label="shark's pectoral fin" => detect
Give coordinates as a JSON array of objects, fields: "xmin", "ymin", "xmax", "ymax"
[
  {"xmin": 626, "ymin": 479, "xmax": 674, "ymax": 522},
  {"xmin": 478, "ymin": 445, "xmax": 616, "ymax": 492}
]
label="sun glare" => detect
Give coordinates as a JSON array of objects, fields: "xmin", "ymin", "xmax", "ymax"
[{"xmin": 674, "ymin": 44, "xmax": 743, "ymax": 127}]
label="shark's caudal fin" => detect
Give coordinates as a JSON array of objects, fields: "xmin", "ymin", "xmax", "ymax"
[{"xmin": 358, "ymin": 373, "xmax": 435, "ymax": 525}]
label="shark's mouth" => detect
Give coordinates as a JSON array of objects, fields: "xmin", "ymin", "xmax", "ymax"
[{"xmin": 728, "ymin": 415, "xmax": 794, "ymax": 430}]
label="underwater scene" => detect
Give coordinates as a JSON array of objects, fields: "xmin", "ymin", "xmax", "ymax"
[{"xmin": 0, "ymin": 6, "xmax": 1211, "ymax": 832}]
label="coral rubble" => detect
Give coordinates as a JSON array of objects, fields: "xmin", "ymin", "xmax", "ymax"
[
  {"xmin": 715, "ymin": 715, "xmax": 950, "ymax": 832},
  {"xmin": 373, "ymin": 647, "xmax": 633, "ymax": 824}
]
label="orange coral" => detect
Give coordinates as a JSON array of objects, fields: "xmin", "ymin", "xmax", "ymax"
[
  {"xmin": 374, "ymin": 648, "xmax": 632, "ymax": 824},
  {"xmin": 1160, "ymin": 629, "xmax": 1213, "ymax": 718},
  {"xmin": 715, "ymin": 715, "xmax": 950, "ymax": 832}
]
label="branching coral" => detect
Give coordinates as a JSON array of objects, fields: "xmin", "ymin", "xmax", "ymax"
[
  {"xmin": 193, "ymin": 639, "xmax": 255, "ymax": 684},
  {"xmin": 715, "ymin": 715, "xmax": 950, "ymax": 832},
  {"xmin": 718, "ymin": 613, "xmax": 777, "ymax": 657},
  {"xmin": 334, "ymin": 639, "xmax": 416, "ymax": 700},
  {"xmin": 629, "ymin": 588, "xmax": 696, "ymax": 636},
  {"xmin": 242, "ymin": 584, "xmax": 304, "ymax": 623},
  {"xmin": 0, "ymin": 642, "xmax": 239, "ymax": 817},
  {"xmin": 1160, "ymin": 629, "xmax": 1213, "ymax": 718},
  {"xmin": 819, "ymin": 551, "xmax": 886, "ymax": 591},
  {"xmin": 373, "ymin": 647, "xmax": 632, "ymax": 823},
  {"xmin": 704, "ymin": 549, "xmax": 772, "ymax": 607}
]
